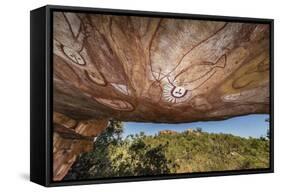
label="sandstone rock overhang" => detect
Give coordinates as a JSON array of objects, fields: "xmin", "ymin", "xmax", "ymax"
[{"xmin": 53, "ymin": 12, "xmax": 270, "ymax": 123}]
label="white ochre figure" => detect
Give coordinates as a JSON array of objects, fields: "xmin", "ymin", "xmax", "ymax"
[
  {"xmin": 163, "ymin": 82, "xmax": 191, "ymax": 103},
  {"xmin": 53, "ymin": 12, "xmax": 87, "ymax": 65},
  {"xmin": 162, "ymin": 54, "xmax": 226, "ymax": 104},
  {"xmin": 53, "ymin": 12, "xmax": 107, "ymax": 86},
  {"xmin": 62, "ymin": 46, "xmax": 86, "ymax": 65}
]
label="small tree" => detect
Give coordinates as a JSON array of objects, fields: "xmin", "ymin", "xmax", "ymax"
[
  {"xmin": 265, "ymin": 118, "xmax": 270, "ymax": 140},
  {"xmin": 124, "ymin": 136, "xmax": 173, "ymax": 176},
  {"xmin": 196, "ymin": 127, "xmax": 202, "ymax": 133},
  {"xmin": 266, "ymin": 128, "xmax": 270, "ymax": 139}
]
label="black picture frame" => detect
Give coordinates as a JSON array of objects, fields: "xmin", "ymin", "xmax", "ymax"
[{"xmin": 30, "ymin": 5, "xmax": 274, "ymax": 187}]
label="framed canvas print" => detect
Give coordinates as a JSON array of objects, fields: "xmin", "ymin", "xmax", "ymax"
[{"xmin": 30, "ymin": 5, "xmax": 274, "ymax": 187}]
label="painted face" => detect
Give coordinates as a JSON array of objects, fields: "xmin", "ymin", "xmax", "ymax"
[
  {"xmin": 163, "ymin": 83, "xmax": 191, "ymax": 103},
  {"xmin": 62, "ymin": 46, "xmax": 85, "ymax": 65},
  {"xmin": 171, "ymin": 86, "xmax": 187, "ymax": 98}
]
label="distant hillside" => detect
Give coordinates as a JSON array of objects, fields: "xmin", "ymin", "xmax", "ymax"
[
  {"xmin": 144, "ymin": 131, "xmax": 269, "ymax": 173},
  {"xmin": 158, "ymin": 128, "xmax": 201, "ymax": 136}
]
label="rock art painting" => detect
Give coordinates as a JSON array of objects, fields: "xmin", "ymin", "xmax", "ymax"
[
  {"xmin": 52, "ymin": 11, "xmax": 270, "ymax": 181},
  {"xmin": 53, "ymin": 12, "xmax": 269, "ymax": 118}
]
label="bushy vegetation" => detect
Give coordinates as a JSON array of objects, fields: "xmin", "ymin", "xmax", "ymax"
[
  {"xmin": 64, "ymin": 121, "xmax": 269, "ymax": 180},
  {"xmin": 145, "ymin": 131, "xmax": 269, "ymax": 173}
]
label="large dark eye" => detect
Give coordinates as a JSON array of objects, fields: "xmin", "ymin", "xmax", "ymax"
[{"xmin": 171, "ymin": 86, "xmax": 187, "ymax": 98}]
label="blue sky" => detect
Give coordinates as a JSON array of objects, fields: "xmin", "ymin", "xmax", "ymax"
[{"xmin": 122, "ymin": 114, "xmax": 269, "ymax": 138}]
